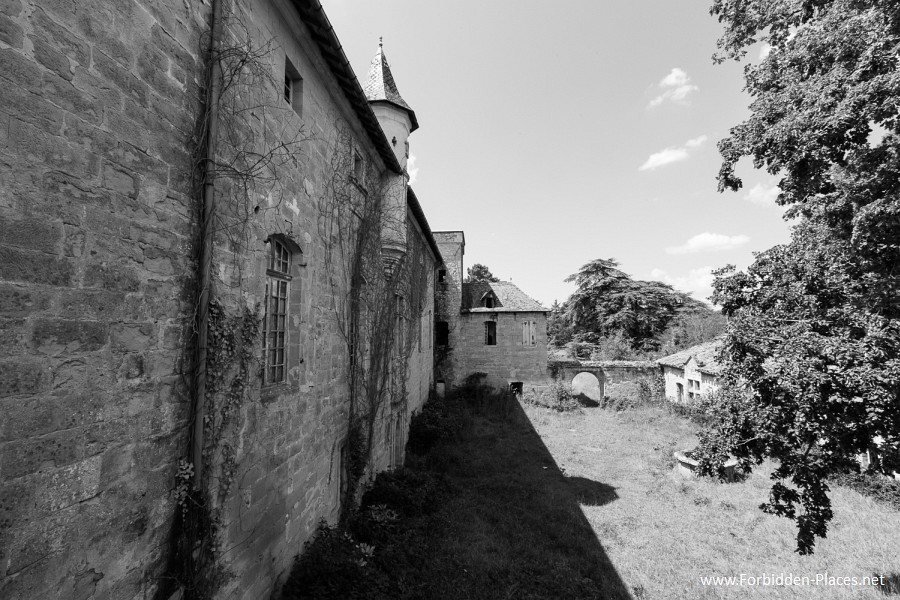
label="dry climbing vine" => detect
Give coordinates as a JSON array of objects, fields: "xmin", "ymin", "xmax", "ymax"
[
  {"xmin": 162, "ymin": 1, "xmax": 311, "ymax": 598},
  {"xmin": 320, "ymin": 126, "xmax": 431, "ymax": 518}
]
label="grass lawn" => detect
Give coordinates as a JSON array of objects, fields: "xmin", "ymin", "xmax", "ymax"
[
  {"xmin": 525, "ymin": 401, "xmax": 900, "ymax": 599},
  {"xmin": 285, "ymin": 397, "xmax": 899, "ymax": 599}
]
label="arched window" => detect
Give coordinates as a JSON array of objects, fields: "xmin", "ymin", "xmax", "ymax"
[{"xmin": 263, "ymin": 234, "xmax": 302, "ymax": 384}]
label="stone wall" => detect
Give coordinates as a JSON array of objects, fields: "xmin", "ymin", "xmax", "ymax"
[
  {"xmin": 454, "ymin": 311, "xmax": 549, "ymax": 390},
  {"xmin": 433, "ymin": 231, "xmax": 463, "ymax": 387},
  {"xmin": 0, "ymin": 1, "xmax": 436, "ymax": 598},
  {"xmin": 0, "ymin": 0, "xmax": 203, "ymax": 597}
]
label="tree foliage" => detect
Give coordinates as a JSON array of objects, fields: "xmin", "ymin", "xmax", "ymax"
[
  {"xmin": 465, "ymin": 263, "xmax": 500, "ymax": 283},
  {"xmin": 560, "ymin": 258, "xmax": 706, "ymax": 352},
  {"xmin": 697, "ymin": 0, "xmax": 900, "ymax": 554}
]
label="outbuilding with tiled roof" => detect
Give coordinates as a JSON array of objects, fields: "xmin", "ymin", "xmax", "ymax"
[{"xmin": 657, "ymin": 339, "xmax": 724, "ymax": 402}]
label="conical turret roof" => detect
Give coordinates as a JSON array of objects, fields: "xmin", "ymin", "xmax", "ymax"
[{"xmin": 364, "ymin": 39, "xmax": 418, "ymax": 132}]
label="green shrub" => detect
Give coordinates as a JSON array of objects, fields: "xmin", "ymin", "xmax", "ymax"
[
  {"xmin": 280, "ymin": 521, "xmax": 382, "ymax": 600},
  {"xmin": 358, "ymin": 467, "xmax": 449, "ymax": 518},
  {"xmin": 406, "ymin": 396, "xmax": 466, "ymax": 455},
  {"xmin": 523, "ymin": 379, "xmax": 581, "ymax": 412},
  {"xmin": 830, "ymin": 472, "xmax": 900, "ymax": 511}
]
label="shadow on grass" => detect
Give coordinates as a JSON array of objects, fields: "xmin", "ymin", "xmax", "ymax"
[
  {"xmin": 402, "ymin": 395, "xmax": 633, "ymax": 600},
  {"xmin": 574, "ymin": 392, "xmax": 601, "ymax": 408},
  {"xmin": 566, "ymin": 476, "xmax": 618, "ymax": 506}
]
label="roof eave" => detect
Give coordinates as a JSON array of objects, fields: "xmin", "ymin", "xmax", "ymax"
[
  {"xmin": 290, "ymin": 0, "xmax": 403, "ymax": 174},
  {"xmin": 406, "ymin": 187, "xmax": 442, "ymax": 264}
]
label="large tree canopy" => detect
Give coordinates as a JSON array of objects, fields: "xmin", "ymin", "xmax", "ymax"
[
  {"xmin": 561, "ymin": 258, "xmax": 705, "ymax": 351},
  {"xmin": 465, "ymin": 263, "xmax": 500, "ymax": 283},
  {"xmin": 698, "ymin": 0, "xmax": 900, "ymax": 554}
]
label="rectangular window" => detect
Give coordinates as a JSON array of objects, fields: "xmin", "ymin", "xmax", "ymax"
[
  {"xmin": 436, "ymin": 321, "xmax": 448, "ymax": 346},
  {"xmin": 484, "ymin": 321, "xmax": 496, "ymax": 346},
  {"xmin": 284, "ymin": 56, "xmax": 303, "ymax": 116},
  {"xmin": 263, "ymin": 239, "xmax": 292, "ymax": 384},
  {"xmin": 352, "ymin": 149, "xmax": 365, "ymax": 182},
  {"xmin": 438, "ymin": 269, "xmax": 446, "ymax": 283}
]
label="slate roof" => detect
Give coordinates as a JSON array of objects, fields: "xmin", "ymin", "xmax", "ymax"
[
  {"xmin": 461, "ymin": 281, "xmax": 548, "ymax": 313},
  {"xmin": 656, "ymin": 340, "xmax": 723, "ymax": 375},
  {"xmin": 364, "ymin": 40, "xmax": 419, "ymax": 132}
]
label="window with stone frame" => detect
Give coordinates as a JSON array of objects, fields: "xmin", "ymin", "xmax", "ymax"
[
  {"xmin": 484, "ymin": 320, "xmax": 497, "ymax": 345},
  {"xmin": 263, "ymin": 238, "xmax": 292, "ymax": 384},
  {"xmin": 284, "ymin": 56, "xmax": 303, "ymax": 117}
]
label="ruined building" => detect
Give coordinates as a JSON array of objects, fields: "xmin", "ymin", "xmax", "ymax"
[
  {"xmin": 0, "ymin": 1, "xmax": 440, "ymax": 598},
  {"xmin": 433, "ymin": 232, "xmax": 549, "ymax": 393}
]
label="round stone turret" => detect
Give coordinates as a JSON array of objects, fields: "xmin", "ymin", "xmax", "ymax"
[{"xmin": 364, "ymin": 39, "xmax": 418, "ymax": 171}]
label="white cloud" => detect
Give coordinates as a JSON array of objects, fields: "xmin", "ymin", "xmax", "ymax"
[
  {"xmin": 639, "ymin": 135, "xmax": 707, "ymax": 171},
  {"xmin": 648, "ymin": 68, "xmax": 699, "ymax": 108},
  {"xmin": 650, "ymin": 266, "xmax": 716, "ymax": 304},
  {"xmin": 407, "ymin": 153, "xmax": 418, "ymax": 185},
  {"xmin": 684, "ymin": 135, "xmax": 708, "ymax": 148},
  {"xmin": 759, "ymin": 43, "xmax": 772, "ymax": 60},
  {"xmin": 744, "ymin": 181, "xmax": 780, "ymax": 206},
  {"xmin": 665, "ymin": 232, "xmax": 750, "ymax": 254}
]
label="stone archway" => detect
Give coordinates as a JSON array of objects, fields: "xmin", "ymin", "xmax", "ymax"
[{"xmin": 572, "ymin": 372, "xmax": 603, "ymax": 403}]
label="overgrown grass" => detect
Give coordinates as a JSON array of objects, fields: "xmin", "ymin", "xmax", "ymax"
[
  {"xmin": 527, "ymin": 401, "xmax": 900, "ymax": 599},
  {"xmin": 282, "ymin": 392, "xmax": 900, "ymax": 599},
  {"xmin": 281, "ymin": 391, "xmax": 631, "ymax": 599}
]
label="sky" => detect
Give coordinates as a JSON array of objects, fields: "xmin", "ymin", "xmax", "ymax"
[{"xmin": 320, "ymin": 0, "xmax": 794, "ymax": 308}]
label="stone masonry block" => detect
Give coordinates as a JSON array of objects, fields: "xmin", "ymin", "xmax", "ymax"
[
  {"xmin": 31, "ymin": 8, "xmax": 91, "ymax": 67},
  {"xmin": 0, "ymin": 0, "xmax": 23, "ymax": 17},
  {"xmin": 91, "ymin": 48, "xmax": 148, "ymax": 107},
  {"xmin": 33, "ymin": 37, "xmax": 73, "ymax": 81},
  {"xmin": 149, "ymin": 23, "xmax": 196, "ymax": 72},
  {"xmin": 42, "ymin": 71, "xmax": 103, "ymax": 123},
  {"xmin": 0, "ymin": 318, "xmax": 28, "ymax": 356},
  {"xmin": 0, "ymin": 12, "xmax": 23, "ymax": 48},
  {"xmin": 0, "ymin": 359, "xmax": 49, "ymax": 397},
  {"xmin": 0, "ymin": 427, "xmax": 84, "ymax": 481},
  {"xmin": 0, "ymin": 246, "xmax": 75, "ymax": 286},
  {"xmin": 0, "ymin": 214, "xmax": 63, "ymax": 254},
  {"xmin": 32, "ymin": 318, "xmax": 108, "ymax": 355},
  {"xmin": 0, "ymin": 48, "xmax": 42, "ymax": 93},
  {"xmin": 10, "ymin": 118, "xmax": 100, "ymax": 178},
  {"xmin": 0, "ymin": 74, "xmax": 64, "ymax": 135},
  {"xmin": 83, "ymin": 262, "xmax": 141, "ymax": 292},
  {"xmin": 1, "ymin": 392, "xmax": 105, "ymax": 442},
  {"xmin": 0, "ymin": 284, "xmax": 52, "ymax": 318},
  {"xmin": 110, "ymin": 323, "xmax": 155, "ymax": 353}
]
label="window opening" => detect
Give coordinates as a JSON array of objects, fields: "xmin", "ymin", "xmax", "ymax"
[
  {"xmin": 284, "ymin": 57, "xmax": 303, "ymax": 116},
  {"xmin": 263, "ymin": 238, "xmax": 292, "ymax": 384},
  {"xmin": 484, "ymin": 321, "xmax": 496, "ymax": 345},
  {"xmin": 352, "ymin": 149, "xmax": 365, "ymax": 182},
  {"xmin": 438, "ymin": 269, "xmax": 446, "ymax": 283},
  {"xmin": 436, "ymin": 321, "xmax": 449, "ymax": 346}
]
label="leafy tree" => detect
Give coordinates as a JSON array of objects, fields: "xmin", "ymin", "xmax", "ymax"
[
  {"xmin": 547, "ymin": 300, "xmax": 573, "ymax": 347},
  {"xmin": 561, "ymin": 258, "xmax": 703, "ymax": 351},
  {"xmin": 696, "ymin": 0, "xmax": 900, "ymax": 554},
  {"xmin": 465, "ymin": 263, "xmax": 500, "ymax": 283}
]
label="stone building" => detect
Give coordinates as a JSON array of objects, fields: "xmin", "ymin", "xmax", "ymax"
[
  {"xmin": 0, "ymin": 1, "xmax": 440, "ymax": 598},
  {"xmin": 657, "ymin": 340, "xmax": 723, "ymax": 402},
  {"xmin": 433, "ymin": 232, "xmax": 549, "ymax": 393}
]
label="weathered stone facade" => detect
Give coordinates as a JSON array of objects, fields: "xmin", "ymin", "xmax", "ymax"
[
  {"xmin": 432, "ymin": 231, "xmax": 549, "ymax": 391},
  {"xmin": 657, "ymin": 340, "xmax": 722, "ymax": 402},
  {"xmin": 0, "ymin": 1, "xmax": 439, "ymax": 598}
]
